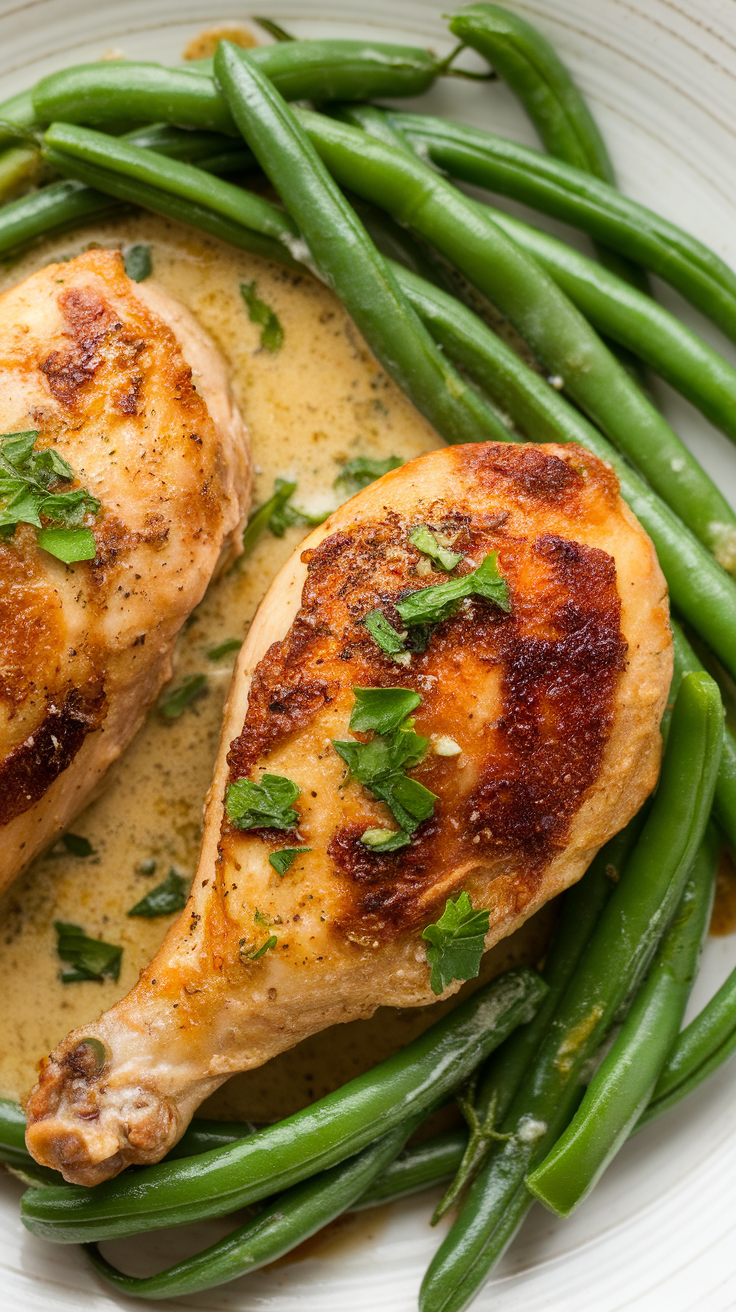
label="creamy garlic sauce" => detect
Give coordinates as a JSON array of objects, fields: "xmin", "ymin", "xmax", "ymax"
[{"xmin": 0, "ymin": 213, "xmax": 549, "ymax": 1117}]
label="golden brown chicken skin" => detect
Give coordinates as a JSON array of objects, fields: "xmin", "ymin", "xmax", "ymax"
[
  {"xmin": 26, "ymin": 441, "xmax": 671, "ymax": 1185},
  {"xmin": 0, "ymin": 249, "xmax": 250, "ymax": 889}
]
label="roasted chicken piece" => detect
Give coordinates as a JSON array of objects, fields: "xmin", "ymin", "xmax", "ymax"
[
  {"xmin": 0, "ymin": 249, "xmax": 250, "ymax": 892},
  {"xmin": 26, "ymin": 441, "xmax": 671, "ymax": 1184}
]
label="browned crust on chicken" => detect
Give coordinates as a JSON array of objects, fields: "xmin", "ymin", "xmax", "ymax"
[{"xmin": 25, "ymin": 441, "xmax": 671, "ymax": 1185}]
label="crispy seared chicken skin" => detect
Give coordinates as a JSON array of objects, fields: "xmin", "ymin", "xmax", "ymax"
[
  {"xmin": 26, "ymin": 441, "xmax": 671, "ymax": 1184},
  {"xmin": 0, "ymin": 249, "xmax": 250, "ymax": 890}
]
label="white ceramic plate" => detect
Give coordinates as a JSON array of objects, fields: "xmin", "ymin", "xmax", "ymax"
[{"xmin": 2, "ymin": 2, "xmax": 736, "ymax": 1308}]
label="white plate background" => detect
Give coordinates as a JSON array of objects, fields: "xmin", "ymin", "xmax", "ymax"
[{"xmin": 1, "ymin": 2, "xmax": 736, "ymax": 1308}]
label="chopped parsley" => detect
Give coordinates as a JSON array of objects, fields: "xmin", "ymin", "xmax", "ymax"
[
  {"xmin": 62, "ymin": 833, "xmax": 94, "ymax": 857},
  {"xmin": 158, "ymin": 673, "xmax": 207, "ymax": 719},
  {"xmin": 124, "ymin": 243, "xmax": 153, "ymax": 282},
  {"xmin": 241, "ymin": 280, "xmax": 284, "ymax": 352},
  {"xmin": 409, "ymin": 524, "xmax": 463, "ymax": 572},
  {"xmin": 333, "ymin": 688, "xmax": 437, "ymax": 850},
  {"xmin": 422, "ymin": 893, "xmax": 491, "ymax": 995},
  {"xmin": 363, "ymin": 608, "xmax": 408, "ymax": 661},
  {"xmin": 396, "ymin": 551, "xmax": 510, "ymax": 627},
  {"xmin": 0, "ymin": 430, "xmax": 100, "ymax": 562},
  {"xmin": 226, "ymin": 772, "xmax": 300, "ymax": 831},
  {"xmin": 127, "ymin": 870, "xmax": 189, "ymax": 918},
  {"xmin": 269, "ymin": 847, "xmax": 311, "ymax": 875},
  {"xmin": 54, "ymin": 921, "xmax": 123, "ymax": 984},
  {"xmin": 241, "ymin": 934, "xmax": 278, "ymax": 962},
  {"xmin": 334, "ymin": 454, "xmax": 403, "ymax": 494},
  {"xmin": 241, "ymin": 477, "xmax": 330, "ymax": 556},
  {"xmin": 207, "ymin": 638, "xmax": 243, "ymax": 661},
  {"xmin": 349, "ymin": 686, "xmax": 421, "ymax": 735}
]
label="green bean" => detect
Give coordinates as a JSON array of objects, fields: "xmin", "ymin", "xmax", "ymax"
[
  {"xmin": 433, "ymin": 816, "xmax": 644, "ymax": 1221},
  {"xmin": 0, "ymin": 1096, "xmax": 32, "ymax": 1170},
  {"xmin": 86, "ymin": 1117, "xmax": 422, "ymax": 1300},
  {"xmin": 212, "ymin": 42, "xmax": 512, "ymax": 447},
  {"xmin": 7, "ymin": 148, "xmax": 736, "ymax": 687},
  {"xmin": 668, "ymin": 619, "xmax": 736, "ymax": 853},
  {"xmin": 296, "ymin": 108, "xmax": 736, "ymax": 573},
  {"xmin": 484, "ymin": 208, "xmax": 736, "ymax": 453},
  {"xmin": 0, "ymin": 88, "xmax": 36, "ymax": 150},
  {"xmin": 527, "ymin": 825, "xmax": 718, "ymax": 1218},
  {"xmin": 419, "ymin": 672, "xmax": 722, "ymax": 1312},
  {"xmin": 447, "ymin": 4, "xmax": 648, "ymax": 294},
  {"xmin": 641, "ymin": 953, "xmax": 736, "ymax": 1118},
  {"xmin": 43, "ymin": 122, "xmax": 297, "ymax": 244},
  {"xmin": 20, "ymin": 966, "xmax": 544, "ymax": 1242},
  {"xmin": 123, "ymin": 124, "xmax": 255, "ymax": 175},
  {"xmin": 30, "ymin": 42, "xmax": 439, "ymax": 137},
  {"xmin": 637, "ymin": 1011, "xmax": 736, "ymax": 1131},
  {"xmin": 391, "ymin": 110, "xmax": 736, "ymax": 348},
  {"xmin": 0, "ymin": 144, "xmax": 43, "ymax": 202}
]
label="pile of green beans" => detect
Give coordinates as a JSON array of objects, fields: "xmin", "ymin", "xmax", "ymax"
[
  {"xmin": 420, "ymin": 672, "xmax": 723, "ymax": 1312},
  {"xmin": 0, "ymin": 10, "xmax": 733, "ymax": 1307}
]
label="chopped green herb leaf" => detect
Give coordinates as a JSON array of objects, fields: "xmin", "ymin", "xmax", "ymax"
[
  {"xmin": 333, "ymin": 691, "xmax": 437, "ymax": 837},
  {"xmin": 159, "ymin": 673, "xmax": 207, "ymax": 719},
  {"xmin": 0, "ymin": 430, "xmax": 101, "ymax": 561},
  {"xmin": 226, "ymin": 772, "xmax": 300, "ymax": 831},
  {"xmin": 127, "ymin": 870, "xmax": 189, "ymax": 918},
  {"xmin": 422, "ymin": 892, "xmax": 491, "ymax": 995},
  {"xmin": 241, "ymin": 477, "xmax": 330, "ymax": 556},
  {"xmin": 207, "ymin": 638, "xmax": 243, "ymax": 661},
  {"xmin": 360, "ymin": 827, "xmax": 411, "ymax": 851},
  {"xmin": 254, "ymin": 908, "xmax": 272, "ymax": 928},
  {"xmin": 396, "ymin": 551, "xmax": 510, "ymax": 627},
  {"xmin": 124, "ymin": 243, "xmax": 153, "ymax": 282},
  {"xmin": 269, "ymin": 847, "xmax": 311, "ymax": 875},
  {"xmin": 54, "ymin": 921, "xmax": 123, "ymax": 984},
  {"xmin": 241, "ymin": 934, "xmax": 278, "ymax": 962},
  {"xmin": 62, "ymin": 833, "xmax": 94, "ymax": 858},
  {"xmin": 335, "ymin": 455, "xmax": 403, "ymax": 493},
  {"xmin": 409, "ymin": 524, "xmax": 463, "ymax": 572},
  {"xmin": 363, "ymin": 608, "xmax": 407, "ymax": 658},
  {"xmin": 241, "ymin": 280, "xmax": 284, "ymax": 352},
  {"xmin": 36, "ymin": 526, "xmax": 96, "ymax": 562},
  {"xmin": 350, "ymin": 686, "xmax": 421, "ymax": 735}
]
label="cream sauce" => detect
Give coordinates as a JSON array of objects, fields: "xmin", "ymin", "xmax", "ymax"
[{"xmin": 0, "ymin": 213, "xmax": 549, "ymax": 1116}]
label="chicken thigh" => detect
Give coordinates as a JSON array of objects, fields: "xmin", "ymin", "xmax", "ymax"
[
  {"xmin": 26, "ymin": 440, "xmax": 671, "ymax": 1184},
  {"xmin": 0, "ymin": 248, "xmax": 250, "ymax": 891}
]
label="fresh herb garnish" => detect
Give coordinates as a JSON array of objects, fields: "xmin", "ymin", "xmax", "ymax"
[
  {"xmin": 409, "ymin": 524, "xmax": 463, "ymax": 572},
  {"xmin": 241, "ymin": 280, "xmax": 284, "ymax": 352},
  {"xmin": 269, "ymin": 847, "xmax": 311, "ymax": 875},
  {"xmin": 0, "ymin": 430, "xmax": 100, "ymax": 562},
  {"xmin": 396, "ymin": 551, "xmax": 510, "ymax": 627},
  {"xmin": 127, "ymin": 870, "xmax": 189, "ymax": 918},
  {"xmin": 349, "ymin": 686, "xmax": 421, "ymax": 735},
  {"xmin": 360, "ymin": 827, "xmax": 412, "ymax": 852},
  {"xmin": 124, "ymin": 243, "xmax": 153, "ymax": 282},
  {"xmin": 207, "ymin": 638, "xmax": 243, "ymax": 661},
  {"xmin": 363, "ymin": 609, "xmax": 408, "ymax": 661},
  {"xmin": 54, "ymin": 921, "xmax": 123, "ymax": 984},
  {"xmin": 226, "ymin": 772, "xmax": 300, "ymax": 831},
  {"xmin": 422, "ymin": 892, "xmax": 491, "ymax": 995},
  {"xmin": 241, "ymin": 477, "xmax": 330, "ymax": 556},
  {"xmin": 159, "ymin": 673, "xmax": 207, "ymax": 720},
  {"xmin": 241, "ymin": 934, "xmax": 278, "ymax": 961},
  {"xmin": 62, "ymin": 833, "xmax": 94, "ymax": 857},
  {"xmin": 333, "ymin": 689, "xmax": 437, "ymax": 848},
  {"xmin": 335, "ymin": 455, "xmax": 403, "ymax": 494}
]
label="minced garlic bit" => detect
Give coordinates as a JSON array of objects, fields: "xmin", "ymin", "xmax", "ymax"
[{"xmin": 432, "ymin": 734, "xmax": 462, "ymax": 756}]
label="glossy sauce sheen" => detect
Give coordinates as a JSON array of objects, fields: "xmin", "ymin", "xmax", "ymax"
[{"xmin": 0, "ymin": 212, "xmax": 495, "ymax": 1116}]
